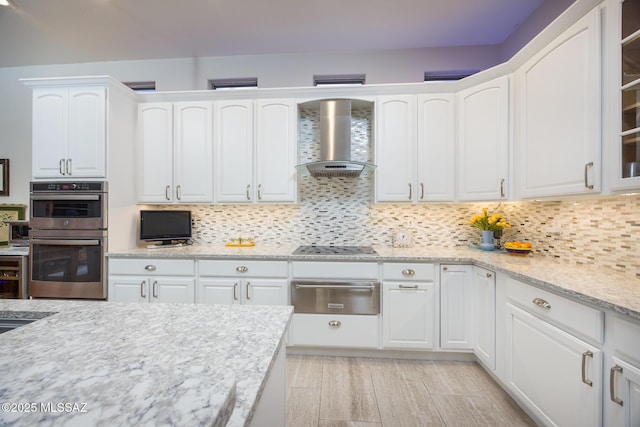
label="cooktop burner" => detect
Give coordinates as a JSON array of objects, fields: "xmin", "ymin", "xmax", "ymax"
[{"xmin": 292, "ymin": 245, "xmax": 378, "ymax": 256}]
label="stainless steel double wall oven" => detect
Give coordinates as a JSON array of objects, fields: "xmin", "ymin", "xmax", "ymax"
[{"xmin": 29, "ymin": 181, "xmax": 108, "ymax": 299}]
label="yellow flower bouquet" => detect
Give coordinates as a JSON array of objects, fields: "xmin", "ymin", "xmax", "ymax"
[{"xmin": 467, "ymin": 207, "xmax": 511, "ymax": 231}]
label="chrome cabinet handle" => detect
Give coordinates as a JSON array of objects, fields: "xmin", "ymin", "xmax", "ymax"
[
  {"xmin": 399, "ymin": 284, "xmax": 418, "ymax": 289},
  {"xmin": 328, "ymin": 320, "xmax": 341, "ymax": 328},
  {"xmin": 408, "ymin": 183, "xmax": 412, "ymax": 200},
  {"xmin": 532, "ymin": 297, "xmax": 551, "ymax": 309},
  {"xmin": 420, "ymin": 183, "xmax": 424, "ymax": 200},
  {"xmin": 152, "ymin": 281, "xmax": 158, "ymax": 298},
  {"xmin": 176, "ymin": 185, "xmax": 182, "ymax": 200},
  {"xmin": 581, "ymin": 351, "xmax": 593, "ymax": 387},
  {"xmin": 246, "ymin": 184, "xmax": 251, "ymax": 200},
  {"xmin": 233, "ymin": 283, "xmax": 238, "ymax": 301},
  {"xmin": 66, "ymin": 158, "xmax": 72, "ymax": 175},
  {"xmin": 584, "ymin": 162, "xmax": 594, "ymax": 189},
  {"xmin": 610, "ymin": 365, "xmax": 624, "ymax": 406},
  {"xmin": 59, "ymin": 159, "xmax": 65, "ymax": 175},
  {"xmin": 500, "ymin": 178, "xmax": 505, "ymax": 198},
  {"xmin": 257, "ymin": 184, "xmax": 262, "ymax": 200},
  {"xmin": 140, "ymin": 280, "xmax": 146, "ymax": 299},
  {"xmin": 144, "ymin": 265, "xmax": 156, "ymax": 272},
  {"xmin": 246, "ymin": 281, "xmax": 251, "ymax": 300},
  {"xmin": 236, "ymin": 266, "xmax": 248, "ymax": 273},
  {"xmin": 165, "ymin": 185, "xmax": 171, "ymax": 201}
]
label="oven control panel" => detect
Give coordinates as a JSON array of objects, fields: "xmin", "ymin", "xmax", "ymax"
[{"xmin": 30, "ymin": 181, "xmax": 107, "ymax": 192}]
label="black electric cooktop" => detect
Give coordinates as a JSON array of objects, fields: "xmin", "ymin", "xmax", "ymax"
[{"xmin": 292, "ymin": 245, "xmax": 378, "ymax": 256}]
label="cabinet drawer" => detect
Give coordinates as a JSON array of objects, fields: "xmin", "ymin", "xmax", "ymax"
[
  {"xmin": 292, "ymin": 262, "xmax": 378, "ymax": 280},
  {"xmin": 198, "ymin": 260, "xmax": 288, "ymax": 277},
  {"xmin": 109, "ymin": 258, "xmax": 194, "ymax": 276},
  {"xmin": 506, "ymin": 276, "xmax": 603, "ymax": 343},
  {"xmin": 289, "ymin": 313, "xmax": 379, "ymax": 348},
  {"xmin": 383, "ymin": 263, "xmax": 434, "ymax": 281}
]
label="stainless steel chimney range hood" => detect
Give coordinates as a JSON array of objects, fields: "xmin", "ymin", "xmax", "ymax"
[{"xmin": 296, "ymin": 99, "xmax": 376, "ymax": 178}]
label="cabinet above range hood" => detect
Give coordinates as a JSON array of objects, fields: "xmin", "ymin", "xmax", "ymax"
[{"xmin": 296, "ymin": 99, "xmax": 376, "ymax": 178}]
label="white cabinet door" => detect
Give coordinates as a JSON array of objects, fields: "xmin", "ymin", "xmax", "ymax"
[
  {"xmin": 417, "ymin": 94, "xmax": 455, "ymax": 202},
  {"xmin": 382, "ymin": 282, "xmax": 435, "ymax": 349},
  {"xmin": 375, "ymin": 95, "xmax": 417, "ymax": 202},
  {"xmin": 67, "ymin": 87, "xmax": 106, "ymax": 177},
  {"xmin": 245, "ymin": 279, "xmax": 288, "ymax": 306},
  {"xmin": 152, "ymin": 277, "xmax": 195, "ymax": 304},
  {"xmin": 32, "ymin": 86, "xmax": 106, "ymax": 179},
  {"xmin": 214, "ymin": 100, "xmax": 255, "ymax": 203},
  {"xmin": 457, "ymin": 76, "xmax": 509, "ymax": 201},
  {"xmin": 256, "ymin": 99, "xmax": 297, "ymax": 202},
  {"xmin": 440, "ymin": 264, "xmax": 473, "ymax": 349},
  {"xmin": 506, "ymin": 303, "xmax": 602, "ymax": 427},
  {"xmin": 473, "ymin": 267, "xmax": 496, "ymax": 370},
  {"xmin": 607, "ymin": 357, "xmax": 640, "ymax": 427},
  {"xmin": 109, "ymin": 276, "xmax": 148, "ymax": 303},
  {"xmin": 173, "ymin": 102, "xmax": 213, "ymax": 203},
  {"xmin": 137, "ymin": 103, "xmax": 174, "ymax": 203},
  {"xmin": 197, "ymin": 278, "xmax": 240, "ymax": 305},
  {"xmin": 517, "ymin": 8, "xmax": 600, "ymax": 198}
]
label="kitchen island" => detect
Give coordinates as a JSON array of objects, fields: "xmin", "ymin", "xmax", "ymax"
[{"xmin": 0, "ymin": 299, "xmax": 292, "ymax": 426}]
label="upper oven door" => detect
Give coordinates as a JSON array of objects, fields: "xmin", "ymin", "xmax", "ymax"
[{"xmin": 30, "ymin": 193, "xmax": 107, "ymax": 230}]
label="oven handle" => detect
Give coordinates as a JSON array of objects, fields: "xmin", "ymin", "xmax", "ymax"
[
  {"xmin": 30, "ymin": 239, "xmax": 101, "ymax": 246},
  {"xmin": 294, "ymin": 284, "xmax": 376, "ymax": 291},
  {"xmin": 30, "ymin": 194, "xmax": 101, "ymax": 201}
]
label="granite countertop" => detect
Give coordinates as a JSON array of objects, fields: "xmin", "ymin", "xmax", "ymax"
[
  {"xmin": 108, "ymin": 244, "xmax": 640, "ymax": 321},
  {"xmin": 0, "ymin": 300, "xmax": 292, "ymax": 427}
]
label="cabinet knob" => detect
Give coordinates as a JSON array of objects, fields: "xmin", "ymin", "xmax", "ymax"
[
  {"xmin": 532, "ymin": 297, "xmax": 551, "ymax": 309},
  {"xmin": 486, "ymin": 272, "xmax": 492, "ymax": 278},
  {"xmin": 144, "ymin": 265, "xmax": 156, "ymax": 272},
  {"xmin": 236, "ymin": 266, "xmax": 248, "ymax": 273},
  {"xmin": 442, "ymin": 266, "xmax": 448, "ymax": 271},
  {"xmin": 328, "ymin": 320, "xmax": 341, "ymax": 328},
  {"xmin": 401, "ymin": 269, "xmax": 415, "ymax": 277}
]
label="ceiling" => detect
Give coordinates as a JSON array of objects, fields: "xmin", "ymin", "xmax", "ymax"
[{"xmin": 0, "ymin": 0, "xmax": 545, "ymax": 68}]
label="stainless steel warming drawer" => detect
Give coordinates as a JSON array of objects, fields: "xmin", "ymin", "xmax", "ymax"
[{"xmin": 290, "ymin": 280, "xmax": 381, "ymax": 315}]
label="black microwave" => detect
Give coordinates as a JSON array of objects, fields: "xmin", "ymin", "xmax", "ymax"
[{"xmin": 5, "ymin": 220, "xmax": 29, "ymax": 246}]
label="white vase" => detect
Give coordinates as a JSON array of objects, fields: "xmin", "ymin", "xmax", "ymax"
[{"xmin": 480, "ymin": 230, "xmax": 495, "ymax": 251}]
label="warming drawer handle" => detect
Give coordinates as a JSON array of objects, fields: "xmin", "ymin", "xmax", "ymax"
[
  {"xmin": 532, "ymin": 297, "xmax": 551, "ymax": 309},
  {"xmin": 610, "ymin": 365, "xmax": 624, "ymax": 406},
  {"xmin": 295, "ymin": 284, "xmax": 375, "ymax": 291},
  {"xmin": 328, "ymin": 320, "xmax": 341, "ymax": 328},
  {"xmin": 30, "ymin": 239, "xmax": 101, "ymax": 246},
  {"xmin": 581, "ymin": 351, "xmax": 593, "ymax": 387}
]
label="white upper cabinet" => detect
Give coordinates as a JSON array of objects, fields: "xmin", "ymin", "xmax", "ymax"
[
  {"xmin": 457, "ymin": 76, "xmax": 510, "ymax": 201},
  {"xmin": 517, "ymin": 8, "xmax": 601, "ymax": 198},
  {"xmin": 32, "ymin": 86, "xmax": 106, "ymax": 178},
  {"xmin": 214, "ymin": 100, "xmax": 255, "ymax": 203},
  {"xmin": 255, "ymin": 99, "xmax": 297, "ymax": 202},
  {"xmin": 375, "ymin": 95, "xmax": 417, "ymax": 202},
  {"xmin": 137, "ymin": 102, "xmax": 213, "ymax": 203},
  {"xmin": 417, "ymin": 94, "xmax": 456, "ymax": 202},
  {"xmin": 214, "ymin": 99, "xmax": 297, "ymax": 203}
]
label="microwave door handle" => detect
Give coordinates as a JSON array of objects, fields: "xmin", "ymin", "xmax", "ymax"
[
  {"xmin": 30, "ymin": 239, "xmax": 101, "ymax": 246},
  {"xmin": 30, "ymin": 194, "xmax": 101, "ymax": 201}
]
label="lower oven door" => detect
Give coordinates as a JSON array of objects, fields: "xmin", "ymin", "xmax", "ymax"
[
  {"xmin": 291, "ymin": 280, "xmax": 380, "ymax": 315},
  {"xmin": 29, "ymin": 236, "xmax": 106, "ymax": 299}
]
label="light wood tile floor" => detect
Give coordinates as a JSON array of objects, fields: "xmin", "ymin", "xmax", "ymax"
[{"xmin": 286, "ymin": 355, "xmax": 538, "ymax": 427}]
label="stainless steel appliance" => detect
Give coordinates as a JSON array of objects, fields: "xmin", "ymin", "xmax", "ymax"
[
  {"xmin": 5, "ymin": 220, "xmax": 29, "ymax": 246},
  {"xmin": 290, "ymin": 245, "xmax": 380, "ymax": 315},
  {"xmin": 29, "ymin": 181, "xmax": 108, "ymax": 299}
]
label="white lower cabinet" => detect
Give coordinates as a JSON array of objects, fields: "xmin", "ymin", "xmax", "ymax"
[
  {"xmin": 440, "ymin": 264, "xmax": 473, "ymax": 350},
  {"xmin": 290, "ymin": 314, "xmax": 379, "ymax": 348},
  {"xmin": 196, "ymin": 260, "xmax": 288, "ymax": 305},
  {"xmin": 108, "ymin": 258, "xmax": 195, "ymax": 303},
  {"xmin": 606, "ymin": 317, "xmax": 640, "ymax": 427},
  {"xmin": 473, "ymin": 266, "xmax": 496, "ymax": 370},
  {"xmin": 382, "ymin": 263, "xmax": 436, "ymax": 349},
  {"xmin": 505, "ymin": 277, "xmax": 603, "ymax": 427}
]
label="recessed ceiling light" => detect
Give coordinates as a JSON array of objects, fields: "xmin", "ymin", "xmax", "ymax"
[{"xmin": 0, "ymin": 0, "xmax": 10, "ymax": 6}]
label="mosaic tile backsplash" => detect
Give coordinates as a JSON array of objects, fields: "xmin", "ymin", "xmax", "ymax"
[{"xmin": 149, "ymin": 107, "xmax": 640, "ymax": 279}]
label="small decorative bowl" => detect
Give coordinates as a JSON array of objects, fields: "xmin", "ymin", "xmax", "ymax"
[{"xmin": 505, "ymin": 247, "xmax": 532, "ymax": 256}]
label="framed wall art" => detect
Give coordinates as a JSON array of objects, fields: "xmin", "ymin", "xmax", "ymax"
[{"xmin": 0, "ymin": 159, "xmax": 9, "ymax": 196}]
